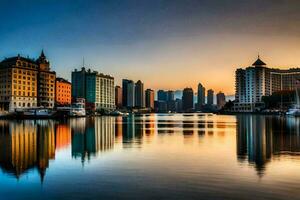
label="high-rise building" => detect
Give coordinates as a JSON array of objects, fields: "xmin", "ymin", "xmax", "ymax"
[
  {"xmin": 55, "ymin": 78, "xmax": 71, "ymax": 106},
  {"xmin": 207, "ymin": 89, "xmax": 214, "ymax": 105},
  {"xmin": 71, "ymin": 67, "xmax": 86, "ymax": 99},
  {"xmin": 197, "ymin": 83, "xmax": 205, "ymax": 110},
  {"xmin": 0, "ymin": 51, "xmax": 56, "ymax": 112},
  {"xmin": 122, "ymin": 79, "xmax": 135, "ymax": 108},
  {"xmin": 157, "ymin": 90, "xmax": 168, "ymax": 101},
  {"xmin": 71, "ymin": 68, "xmax": 115, "ymax": 111},
  {"xmin": 167, "ymin": 90, "xmax": 175, "ymax": 102},
  {"xmin": 182, "ymin": 88, "xmax": 194, "ymax": 112},
  {"xmin": 115, "ymin": 86, "xmax": 122, "ymax": 108},
  {"xmin": 235, "ymin": 56, "xmax": 300, "ymax": 112},
  {"xmin": 135, "ymin": 80, "xmax": 144, "ymax": 108},
  {"xmin": 145, "ymin": 89, "xmax": 154, "ymax": 110},
  {"xmin": 216, "ymin": 91, "xmax": 226, "ymax": 109}
]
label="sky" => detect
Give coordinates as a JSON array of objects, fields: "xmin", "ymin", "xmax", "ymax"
[{"xmin": 1, "ymin": 0, "xmax": 300, "ymax": 95}]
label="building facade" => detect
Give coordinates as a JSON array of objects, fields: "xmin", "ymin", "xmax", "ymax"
[
  {"xmin": 207, "ymin": 89, "xmax": 214, "ymax": 106},
  {"xmin": 182, "ymin": 87, "xmax": 194, "ymax": 112},
  {"xmin": 115, "ymin": 86, "xmax": 122, "ymax": 108},
  {"xmin": 0, "ymin": 51, "xmax": 55, "ymax": 112},
  {"xmin": 71, "ymin": 67, "xmax": 115, "ymax": 111},
  {"xmin": 36, "ymin": 51, "xmax": 56, "ymax": 108},
  {"xmin": 135, "ymin": 80, "xmax": 144, "ymax": 108},
  {"xmin": 197, "ymin": 83, "xmax": 205, "ymax": 110},
  {"xmin": 122, "ymin": 79, "xmax": 136, "ymax": 108},
  {"xmin": 216, "ymin": 91, "xmax": 226, "ymax": 109},
  {"xmin": 55, "ymin": 78, "xmax": 71, "ymax": 106},
  {"xmin": 234, "ymin": 56, "xmax": 300, "ymax": 112},
  {"xmin": 145, "ymin": 89, "xmax": 154, "ymax": 110}
]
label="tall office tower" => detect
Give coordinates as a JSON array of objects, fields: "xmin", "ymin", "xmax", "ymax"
[
  {"xmin": 207, "ymin": 89, "xmax": 214, "ymax": 106},
  {"xmin": 145, "ymin": 89, "xmax": 155, "ymax": 110},
  {"xmin": 122, "ymin": 79, "xmax": 135, "ymax": 108},
  {"xmin": 157, "ymin": 90, "xmax": 168, "ymax": 101},
  {"xmin": 182, "ymin": 87, "xmax": 194, "ymax": 112},
  {"xmin": 115, "ymin": 86, "xmax": 122, "ymax": 108},
  {"xmin": 197, "ymin": 83, "xmax": 206, "ymax": 110},
  {"xmin": 71, "ymin": 68, "xmax": 115, "ymax": 111},
  {"xmin": 216, "ymin": 91, "xmax": 226, "ymax": 109},
  {"xmin": 135, "ymin": 80, "xmax": 144, "ymax": 108},
  {"xmin": 167, "ymin": 90, "xmax": 175, "ymax": 102}
]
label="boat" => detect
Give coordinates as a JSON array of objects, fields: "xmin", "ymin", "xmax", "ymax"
[
  {"xmin": 69, "ymin": 100, "xmax": 86, "ymax": 117},
  {"xmin": 17, "ymin": 108, "xmax": 56, "ymax": 119},
  {"xmin": 110, "ymin": 110, "xmax": 129, "ymax": 116},
  {"xmin": 286, "ymin": 107, "xmax": 300, "ymax": 116}
]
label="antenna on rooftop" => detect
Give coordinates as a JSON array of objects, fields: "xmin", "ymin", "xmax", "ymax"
[{"xmin": 83, "ymin": 57, "xmax": 85, "ymax": 67}]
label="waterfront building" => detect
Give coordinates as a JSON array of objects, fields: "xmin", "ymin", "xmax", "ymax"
[
  {"xmin": 36, "ymin": 51, "xmax": 56, "ymax": 108},
  {"xmin": 154, "ymin": 100, "xmax": 168, "ymax": 113},
  {"xmin": 175, "ymin": 98, "xmax": 182, "ymax": 112},
  {"xmin": 55, "ymin": 78, "xmax": 71, "ymax": 106},
  {"xmin": 234, "ymin": 56, "xmax": 300, "ymax": 112},
  {"xmin": 122, "ymin": 79, "xmax": 136, "ymax": 108},
  {"xmin": 167, "ymin": 90, "xmax": 175, "ymax": 102},
  {"xmin": 157, "ymin": 90, "xmax": 168, "ymax": 101},
  {"xmin": 182, "ymin": 88, "xmax": 194, "ymax": 112},
  {"xmin": 71, "ymin": 67, "xmax": 115, "ymax": 111},
  {"xmin": 145, "ymin": 89, "xmax": 154, "ymax": 110},
  {"xmin": 135, "ymin": 80, "xmax": 144, "ymax": 108},
  {"xmin": 207, "ymin": 89, "xmax": 214, "ymax": 106},
  {"xmin": 0, "ymin": 51, "xmax": 55, "ymax": 112},
  {"xmin": 115, "ymin": 86, "xmax": 122, "ymax": 108},
  {"xmin": 197, "ymin": 83, "xmax": 206, "ymax": 110},
  {"xmin": 71, "ymin": 67, "xmax": 86, "ymax": 99},
  {"xmin": 216, "ymin": 91, "xmax": 226, "ymax": 109}
]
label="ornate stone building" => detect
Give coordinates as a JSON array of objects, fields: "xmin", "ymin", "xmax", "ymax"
[{"xmin": 0, "ymin": 50, "xmax": 56, "ymax": 111}]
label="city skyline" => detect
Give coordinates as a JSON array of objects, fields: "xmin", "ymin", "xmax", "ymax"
[{"xmin": 2, "ymin": 1, "xmax": 300, "ymax": 94}]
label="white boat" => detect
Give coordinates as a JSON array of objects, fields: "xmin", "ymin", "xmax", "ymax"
[
  {"xmin": 286, "ymin": 107, "xmax": 300, "ymax": 116},
  {"xmin": 22, "ymin": 108, "xmax": 55, "ymax": 118},
  {"xmin": 69, "ymin": 102, "xmax": 86, "ymax": 117}
]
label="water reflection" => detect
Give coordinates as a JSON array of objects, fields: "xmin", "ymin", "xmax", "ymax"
[
  {"xmin": 236, "ymin": 115, "xmax": 300, "ymax": 176},
  {"xmin": 0, "ymin": 114, "xmax": 300, "ymax": 184},
  {"xmin": 0, "ymin": 120, "xmax": 55, "ymax": 181}
]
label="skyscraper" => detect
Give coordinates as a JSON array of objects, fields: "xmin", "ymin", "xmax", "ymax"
[
  {"xmin": 207, "ymin": 89, "xmax": 214, "ymax": 105},
  {"xmin": 182, "ymin": 88, "xmax": 194, "ymax": 112},
  {"xmin": 197, "ymin": 83, "xmax": 206, "ymax": 110},
  {"xmin": 217, "ymin": 91, "xmax": 226, "ymax": 109},
  {"xmin": 157, "ymin": 90, "xmax": 168, "ymax": 101},
  {"xmin": 122, "ymin": 79, "xmax": 135, "ymax": 108},
  {"xmin": 135, "ymin": 80, "xmax": 144, "ymax": 108},
  {"xmin": 115, "ymin": 86, "xmax": 122, "ymax": 108},
  {"xmin": 145, "ymin": 89, "xmax": 154, "ymax": 110},
  {"xmin": 167, "ymin": 90, "xmax": 175, "ymax": 102}
]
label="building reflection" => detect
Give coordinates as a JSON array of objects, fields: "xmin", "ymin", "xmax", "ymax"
[
  {"xmin": 71, "ymin": 117, "xmax": 115, "ymax": 163},
  {"xmin": 0, "ymin": 120, "xmax": 55, "ymax": 181},
  {"xmin": 236, "ymin": 115, "xmax": 300, "ymax": 176}
]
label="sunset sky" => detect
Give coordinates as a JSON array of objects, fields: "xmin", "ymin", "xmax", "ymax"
[{"xmin": 1, "ymin": 0, "xmax": 300, "ymax": 95}]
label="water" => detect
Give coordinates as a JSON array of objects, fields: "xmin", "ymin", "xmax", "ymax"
[{"xmin": 0, "ymin": 114, "xmax": 300, "ymax": 200}]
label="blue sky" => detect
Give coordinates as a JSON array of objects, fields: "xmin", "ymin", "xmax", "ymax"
[{"xmin": 1, "ymin": 0, "xmax": 300, "ymax": 94}]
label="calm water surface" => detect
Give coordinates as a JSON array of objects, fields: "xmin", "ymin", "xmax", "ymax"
[{"xmin": 0, "ymin": 114, "xmax": 300, "ymax": 200}]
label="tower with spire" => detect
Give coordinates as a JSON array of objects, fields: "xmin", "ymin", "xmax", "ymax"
[{"xmin": 36, "ymin": 50, "xmax": 50, "ymax": 71}]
